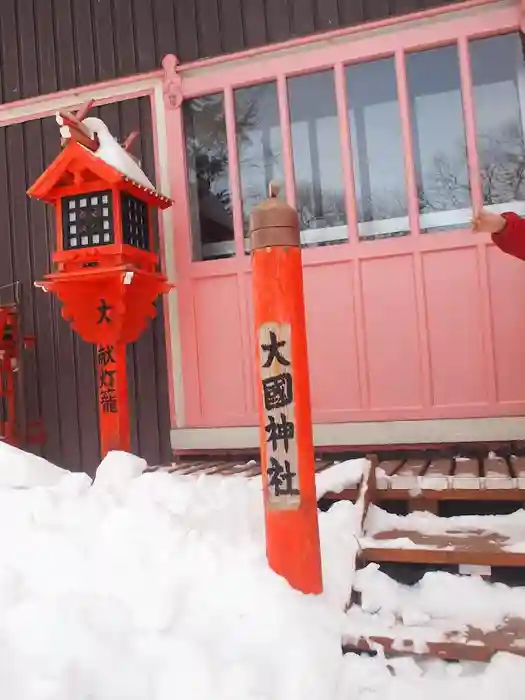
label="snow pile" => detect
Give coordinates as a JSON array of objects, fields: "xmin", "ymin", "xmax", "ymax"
[
  {"xmin": 0, "ymin": 445, "xmax": 348, "ymax": 699},
  {"xmin": 0, "ymin": 441, "xmax": 71, "ymax": 488},
  {"xmin": 82, "ymin": 117, "xmax": 156, "ymax": 191},
  {"xmin": 340, "ymin": 652, "xmax": 525, "ymax": 700},
  {"xmin": 316, "ymin": 457, "xmax": 366, "ymax": 498},
  {"xmin": 0, "ymin": 443, "xmax": 522, "ymax": 699},
  {"xmin": 345, "ymin": 563, "xmax": 525, "ymax": 643}
]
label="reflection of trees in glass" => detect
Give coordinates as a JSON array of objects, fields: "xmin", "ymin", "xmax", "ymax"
[
  {"xmin": 416, "ymin": 149, "xmax": 470, "ymax": 214},
  {"xmin": 185, "ymin": 94, "xmax": 259, "ymax": 211},
  {"xmin": 291, "ymin": 119, "xmax": 525, "ymax": 231},
  {"xmin": 409, "ymin": 119, "xmax": 525, "ymax": 213},
  {"xmin": 359, "ymin": 188, "xmax": 407, "ymax": 221},
  {"xmin": 236, "ymin": 83, "xmax": 282, "ymax": 234},
  {"xmin": 478, "ymin": 119, "xmax": 525, "ymax": 204},
  {"xmin": 295, "ymin": 183, "xmax": 346, "ymax": 229}
]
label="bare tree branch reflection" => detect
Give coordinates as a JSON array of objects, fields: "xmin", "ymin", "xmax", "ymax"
[
  {"xmin": 478, "ymin": 120, "xmax": 525, "ymax": 205},
  {"xmin": 186, "ymin": 94, "xmax": 259, "ymax": 212},
  {"xmin": 413, "ymin": 119, "xmax": 525, "ymax": 214}
]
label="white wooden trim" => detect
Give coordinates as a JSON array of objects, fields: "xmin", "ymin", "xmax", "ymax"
[
  {"xmin": 152, "ymin": 83, "xmax": 186, "ymax": 427},
  {"xmin": 171, "ymin": 416, "xmax": 525, "ymax": 450},
  {"xmin": 200, "ymin": 200, "xmax": 525, "ymax": 258},
  {"xmin": 0, "ymin": 76, "xmax": 162, "ymax": 127}
]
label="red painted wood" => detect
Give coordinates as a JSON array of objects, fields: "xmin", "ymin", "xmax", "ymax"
[
  {"xmin": 97, "ymin": 343, "xmax": 131, "ymax": 455},
  {"xmin": 252, "ymin": 238, "xmax": 322, "ymax": 594}
]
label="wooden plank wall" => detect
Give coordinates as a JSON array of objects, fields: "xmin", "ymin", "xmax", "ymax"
[
  {"xmin": 0, "ymin": 97, "xmax": 172, "ymax": 473},
  {"xmin": 1, "ymin": 0, "xmax": 466, "ymax": 101}
]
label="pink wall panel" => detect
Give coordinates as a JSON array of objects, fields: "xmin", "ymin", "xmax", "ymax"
[
  {"xmin": 487, "ymin": 245, "xmax": 525, "ymax": 404},
  {"xmin": 193, "ymin": 274, "xmax": 247, "ymax": 425},
  {"xmin": 422, "ymin": 247, "xmax": 487, "ymax": 407},
  {"xmin": 242, "ymin": 271, "xmax": 259, "ymax": 421},
  {"xmin": 360, "ymin": 254, "xmax": 422, "ymax": 410},
  {"xmin": 302, "ymin": 261, "xmax": 362, "ymax": 416}
]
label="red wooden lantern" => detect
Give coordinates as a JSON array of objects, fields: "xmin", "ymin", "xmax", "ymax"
[{"xmin": 27, "ymin": 102, "xmax": 173, "ymax": 458}]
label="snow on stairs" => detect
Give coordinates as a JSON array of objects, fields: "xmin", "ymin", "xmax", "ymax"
[
  {"xmin": 342, "ymin": 459, "xmax": 525, "ymax": 662},
  {"xmin": 359, "ymin": 505, "xmax": 525, "ymax": 568},
  {"xmin": 150, "ymin": 456, "xmax": 337, "ymax": 479},
  {"xmin": 321, "ymin": 454, "xmax": 525, "ymax": 508}
]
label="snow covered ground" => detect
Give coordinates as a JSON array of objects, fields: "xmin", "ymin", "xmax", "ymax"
[{"xmin": 0, "ymin": 445, "xmax": 523, "ymax": 699}]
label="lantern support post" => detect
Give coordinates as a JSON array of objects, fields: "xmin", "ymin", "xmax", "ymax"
[
  {"xmin": 249, "ymin": 182, "xmax": 323, "ymax": 595},
  {"xmin": 96, "ymin": 341, "xmax": 131, "ymax": 455}
]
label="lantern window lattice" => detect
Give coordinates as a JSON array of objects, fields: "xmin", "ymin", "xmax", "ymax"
[
  {"xmin": 121, "ymin": 193, "xmax": 150, "ymax": 251},
  {"xmin": 62, "ymin": 190, "xmax": 114, "ymax": 250}
]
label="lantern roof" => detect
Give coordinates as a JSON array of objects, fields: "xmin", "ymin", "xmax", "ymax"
[{"xmin": 27, "ymin": 114, "xmax": 172, "ymax": 209}]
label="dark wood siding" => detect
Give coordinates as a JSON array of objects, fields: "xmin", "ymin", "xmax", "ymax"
[
  {"xmin": 1, "ymin": 0, "xmax": 468, "ymax": 102},
  {"xmin": 0, "ymin": 97, "xmax": 172, "ymax": 474}
]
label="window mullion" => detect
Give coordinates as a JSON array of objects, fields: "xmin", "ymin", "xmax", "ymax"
[
  {"xmin": 277, "ymin": 74, "xmax": 296, "ymax": 209},
  {"xmin": 458, "ymin": 36, "xmax": 483, "ymax": 213},
  {"xmin": 334, "ymin": 62, "xmax": 358, "ymax": 245},
  {"xmin": 395, "ymin": 48, "xmax": 421, "ymax": 236},
  {"xmin": 224, "ymin": 86, "xmax": 246, "ymax": 258}
]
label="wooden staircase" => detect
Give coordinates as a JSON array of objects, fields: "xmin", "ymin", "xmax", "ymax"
[
  {"xmin": 339, "ymin": 455, "xmax": 525, "ymax": 662},
  {"xmin": 160, "ymin": 447, "xmax": 525, "ymax": 662}
]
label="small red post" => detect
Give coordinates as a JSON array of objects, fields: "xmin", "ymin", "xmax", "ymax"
[
  {"xmin": 4, "ymin": 358, "xmax": 16, "ymax": 444},
  {"xmin": 249, "ymin": 183, "xmax": 323, "ymax": 595},
  {"xmin": 96, "ymin": 342, "xmax": 131, "ymax": 455}
]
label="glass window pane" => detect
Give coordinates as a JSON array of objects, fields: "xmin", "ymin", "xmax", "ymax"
[
  {"xmin": 346, "ymin": 57, "xmax": 409, "ymax": 241},
  {"xmin": 470, "ymin": 32, "xmax": 525, "ymax": 212},
  {"xmin": 288, "ymin": 70, "xmax": 346, "ymax": 247},
  {"xmin": 234, "ymin": 82, "xmax": 283, "ymax": 249},
  {"xmin": 183, "ymin": 93, "xmax": 234, "ymax": 261},
  {"xmin": 406, "ymin": 44, "xmax": 471, "ymax": 232}
]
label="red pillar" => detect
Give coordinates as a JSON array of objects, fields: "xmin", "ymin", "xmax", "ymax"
[
  {"xmin": 96, "ymin": 342, "xmax": 131, "ymax": 456},
  {"xmin": 250, "ymin": 184, "xmax": 323, "ymax": 595},
  {"xmin": 4, "ymin": 358, "xmax": 16, "ymax": 444}
]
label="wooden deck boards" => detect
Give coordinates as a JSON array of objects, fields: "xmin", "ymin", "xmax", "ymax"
[
  {"xmin": 156, "ymin": 454, "xmax": 525, "ymax": 503},
  {"xmin": 360, "ymin": 528, "xmax": 525, "ymax": 567},
  {"xmin": 373, "ymin": 456, "xmax": 525, "ymax": 500},
  {"xmin": 343, "ymin": 617, "xmax": 525, "ymax": 661}
]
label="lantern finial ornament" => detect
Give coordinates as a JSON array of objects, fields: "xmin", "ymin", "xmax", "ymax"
[
  {"xmin": 27, "ymin": 108, "xmax": 173, "ymax": 460},
  {"xmin": 57, "ymin": 100, "xmax": 98, "ymax": 150}
]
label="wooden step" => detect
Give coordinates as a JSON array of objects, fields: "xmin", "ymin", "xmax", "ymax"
[
  {"xmin": 387, "ymin": 459, "xmax": 429, "ymax": 491},
  {"xmin": 163, "ymin": 457, "xmax": 337, "ymax": 478},
  {"xmin": 419, "ymin": 458, "xmax": 453, "ymax": 491},
  {"xmin": 359, "ymin": 506, "xmax": 525, "ymax": 567},
  {"xmin": 511, "ymin": 456, "xmax": 525, "ymax": 489},
  {"xmin": 375, "ymin": 460, "xmax": 404, "ymax": 490},
  {"xmin": 343, "ymin": 617, "xmax": 525, "ymax": 661},
  {"xmin": 374, "ymin": 456, "xmax": 525, "ymax": 501},
  {"xmin": 484, "ymin": 456, "xmax": 515, "ymax": 490},
  {"xmin": 360, "ymin": 535, "xmax": 525, "ymax": 567},
  {"xmin": 344, "ymin": 564, "xmax": 525, "ymax": 661}
]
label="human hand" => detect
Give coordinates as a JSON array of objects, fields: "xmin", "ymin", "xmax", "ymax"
[{"xmin": 472, "ymin": 210, "xmax": 506, "ymax": 234}]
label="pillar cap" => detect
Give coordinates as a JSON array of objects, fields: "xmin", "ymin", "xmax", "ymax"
[{"xmin": 249, "ymin": 182, "xmax": 300, "ymax": 250}]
